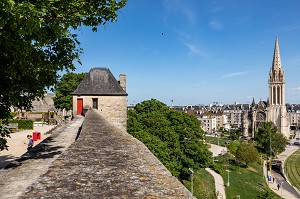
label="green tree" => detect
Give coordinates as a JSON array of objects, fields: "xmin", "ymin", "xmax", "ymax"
[
  {"xmin": 54, "ymin": 72, "xmax": 86, "ymax": 110},
  {"xmin": 227, "ymin": 141, "xmax": 239, "ymax": 155},
  {"xmin": 127, "ymin": 99, "xmax": 212, "ymax": 180},
  {"xmin": 229, "ymin": 128, "xmax": 241, "ymax": 140},
  {"xmin": 255, "ymin": 122, "xmax": 287, "ymax": 156},
  {"xmin": 236, "ymin": 142, "xmax": 259, "ymax": 167},
  {"xmin": 0, "ymin": 0, "xmax": 127, "ymax": 150}
]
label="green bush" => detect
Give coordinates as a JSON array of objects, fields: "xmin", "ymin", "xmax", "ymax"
[
  {"xmin": 8, "ymin": 119, "xmax": 33, "ymax": 130},
  {"xmin": 211, "ymin": 163, "xmax": 224, "ymax": 174},
  {"xmin": 10, "ymin": 112, "xmax": 17, "ymax": 119}
]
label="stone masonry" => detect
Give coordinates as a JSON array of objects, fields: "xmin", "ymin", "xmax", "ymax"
[
  {"xmin": 73, "ymin": 68, "xmax": 128, "ymax": 132},
  {"xmin": 21, "ymin": 109, "xmax": 194, "ymax": 198},
  {"xmin": 73, "ymin": 95, "xmax": 127, "ymax": 131}
]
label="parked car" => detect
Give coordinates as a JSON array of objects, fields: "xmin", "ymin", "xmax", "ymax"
[{"xmin": 294, "ymin": 141, "xmax": 300, "ymax": 145}]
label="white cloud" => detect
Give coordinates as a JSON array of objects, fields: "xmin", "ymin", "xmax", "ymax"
[
  {"xmin": 290, "ymin": 87, "xmax": 300, "ymax": 92},
  {"xmin": 209, "ymin": 19, "xmax": 223, "ymax": 30},
  {"xmin": 222, "ymin": 71, "xmax": 248, "ymax": 79},
  {"xmin": 184, "ymin": 42, "xmax": 206, "ymax": 57},
  {"xmin": 163, "ymin": 0, "xmax": 197, "ymax": 25}
]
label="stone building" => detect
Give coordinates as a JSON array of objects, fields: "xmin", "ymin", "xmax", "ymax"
[
  {"xmin": 266, "ymin": 37, "xmax": 290, "ymax": 137},
  {"xmin": 72, "ymin": 67, "xmax": 128, "ymax": 131},
  {"xmin": 198, "ymin": 116, "xmax": 217, "ymax": 133},
  {"xmin": 287, "ymin": 104, "xmax": 300, "ymax": 131},
  {"xmin": 242, "ymin": 99, "xmax": 268, "ymax": 137},
  {"xmin": 241, "ymin": 37, "xmax": 290, "ymax": 137}
]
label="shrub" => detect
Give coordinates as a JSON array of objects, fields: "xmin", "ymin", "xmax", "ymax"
[
  {"xmin": 211, "ymin": 163, "xmax": 224, "ymax": 174},
  {"xmin": 10, "ymin": 112, "xmax": 17, "ymax": 119},
  {"xmin": 8, "ymin": 119, "xmax": 33, "ymax": 130}
]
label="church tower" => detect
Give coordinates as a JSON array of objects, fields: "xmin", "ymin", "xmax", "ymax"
[{"xmin": 267, "ymin": 36, "xmax": 290, "ymax": 137}]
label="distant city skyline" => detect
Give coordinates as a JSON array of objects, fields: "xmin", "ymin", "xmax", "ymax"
[{"xmin": 70, "ymin": 0, "xmax": 300, "ymax": 106}]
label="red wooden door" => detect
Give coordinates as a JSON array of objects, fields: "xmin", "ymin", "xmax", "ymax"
[{"xmin": 77, "ymin": 98, "xmax": 83, "ymax": 115}]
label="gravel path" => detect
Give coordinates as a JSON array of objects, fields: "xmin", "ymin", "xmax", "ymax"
[{"xmin": 0, "ymin": 125, "xmax": 56, "ymax": 169}]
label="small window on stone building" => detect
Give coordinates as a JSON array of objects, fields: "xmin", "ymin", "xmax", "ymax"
[{"xmin": 92, "ymin": 98, "xmax": 98, "ymax": 109}]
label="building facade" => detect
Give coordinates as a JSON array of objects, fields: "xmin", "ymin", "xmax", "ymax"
[
  {"xmin": 198, "ymin": 116, "xmax": 217, "ymax": 133},
  {"xmin": 72, "ymin": 68, "xmax": 128, "ymax": 131},
  {"xmin": 241, "ymin": 37, "xmax": 290, "ymax": 137}
]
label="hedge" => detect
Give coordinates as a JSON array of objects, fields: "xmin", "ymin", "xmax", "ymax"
[{"xmin": 8, "ymin": 119, "xmax": 33, "ymax": 130}]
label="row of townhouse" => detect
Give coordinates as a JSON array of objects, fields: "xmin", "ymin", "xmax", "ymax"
[
  {"xmin": 178, "ymin": 102, "xmax": 300, "ymax": 134},
  {"xmin": 197, "ymin": 113, "xmax": 230, "ymax": 133},
  {"xmin": 287, "ymin": 104, "xmax": 300, "ymax": 130}
]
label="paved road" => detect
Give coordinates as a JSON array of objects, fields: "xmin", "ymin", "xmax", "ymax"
[
  {"xmin": 271, "ymin": 170, "xmax": 299, "ymax": 198},
  {"xmin": 264, "ymin": 145, "xmax": 300, "ymax": 199}
]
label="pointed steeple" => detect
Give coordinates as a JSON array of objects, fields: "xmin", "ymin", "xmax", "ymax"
[
  {"xmin": 251, "ymin": 98, "xmax": 255, "ymax": 106},
  {"xmin": 272, "ymin": 36, "xmax": 282, "ymax": 70},
  {"xmin": 269, "ymin": 36, "xmax": 285, "ymax": 83}
]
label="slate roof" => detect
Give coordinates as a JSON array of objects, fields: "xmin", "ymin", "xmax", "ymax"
[{"xmin": 73, "ymin": 67, "xmax": 127, "ymax": 96}]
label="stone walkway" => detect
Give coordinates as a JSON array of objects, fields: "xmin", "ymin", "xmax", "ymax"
[
  {"xmin": 207, "ymin": 144, "xmax": 227, "ymax": 199},
  {"xmin": 20, "ymin": 109, "xmax": 195, "ymax": 198},
  {"xmin": 206, "ymin": 168, "xmax": 226, "ymax": 199},
  {"xmin": 0, "ymin": 110, "xmax": 195, "ymax": 198},
  {"xmin": 0, "ymin": 116, "xmax": 84, "ymax": 199}
]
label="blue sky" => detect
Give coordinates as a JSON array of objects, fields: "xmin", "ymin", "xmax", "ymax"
[{"xmin": 72, "ymin": 0, "xmax": 300, "ymax": 106}]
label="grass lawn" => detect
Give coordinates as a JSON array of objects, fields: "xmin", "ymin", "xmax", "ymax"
[
  {"xmin": 214, "ymin": 156, "xmax": 281, "ymax": 199},
  {"xmin": 284, "ymin": 150, "xmax": 300, "ymax": 189},
  {"xmin": 205, "ymin": 136, "xmax": 231, "ymax": 147},
  {"xmin": 183, "ymin": 168, "xmax": 216, "ymax": 199}
]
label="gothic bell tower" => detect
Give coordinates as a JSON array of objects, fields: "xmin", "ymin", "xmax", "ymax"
[{"xmin": 267, "ymin": 36, "xmax": 290, "ymax": 137}]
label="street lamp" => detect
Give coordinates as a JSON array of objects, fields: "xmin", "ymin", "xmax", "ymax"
[
  {"xmin": 281, "ymin": 181, "xmax": 284, "ymax": 198},
  {"xmin": 267, "ymin": 136, "xmax": 272, "ymax": 184},
  {"xmin": 189, "ymin": 168, "xmax": 194, "ymax": 195},
  {"xmin": 226, "ymin": 169, "xmax": 230, "ymax": 186}
]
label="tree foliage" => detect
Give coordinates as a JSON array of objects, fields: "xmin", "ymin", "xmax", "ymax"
[
  {"xmin": 227, "ymin": 141, "xmax": 239, "ymax": 155},
  {"xmin": 0, "ymin": 125, "xmax": 10, "ymax": 151},
  {"xmin": 128, "ymin": 99, "xmax": 212, "ymax": 180},
  {"xmin": 236, "ymin": 142, "xmax": 259, "ymax": 166},
  {"xmin": 0, "ymin": 0, "xmax": 127, "ymax": 150},
  {"xmin": 229, "ymin": 128, "xmax": 241, "ymax": 140},
  {"xmin": 254, "ymin": 122, "xmax": 287, "ymax": 156},
  {"xmin": 54, "ymin": 72, "xmax": 86, "ymax": 110}
]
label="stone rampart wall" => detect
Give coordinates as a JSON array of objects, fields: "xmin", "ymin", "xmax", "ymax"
[{"xmin": 22, "ymin": 109, "xmax": 194, "ymax": 198}]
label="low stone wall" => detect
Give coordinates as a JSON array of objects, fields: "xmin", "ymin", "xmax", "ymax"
[{"xmin": 22, "ymin": 109, "xmax": 194, "ymax": 198}]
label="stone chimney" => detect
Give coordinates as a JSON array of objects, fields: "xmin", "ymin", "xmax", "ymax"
[{"xmin": 119, "ymin": 74, "xmax": 126, "ymax": 92}]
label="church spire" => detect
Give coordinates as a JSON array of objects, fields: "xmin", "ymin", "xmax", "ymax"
[
  {"xmin": 251, "ymin": 98, "xmax": 255, "ymax": 107},
  {"xmin": 269, "ymin": 36, "xmax": 285, "ymax": 83},
  {"xmin": 272, "ymin": 36, "xmax": 282, "ymax": 70}
]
